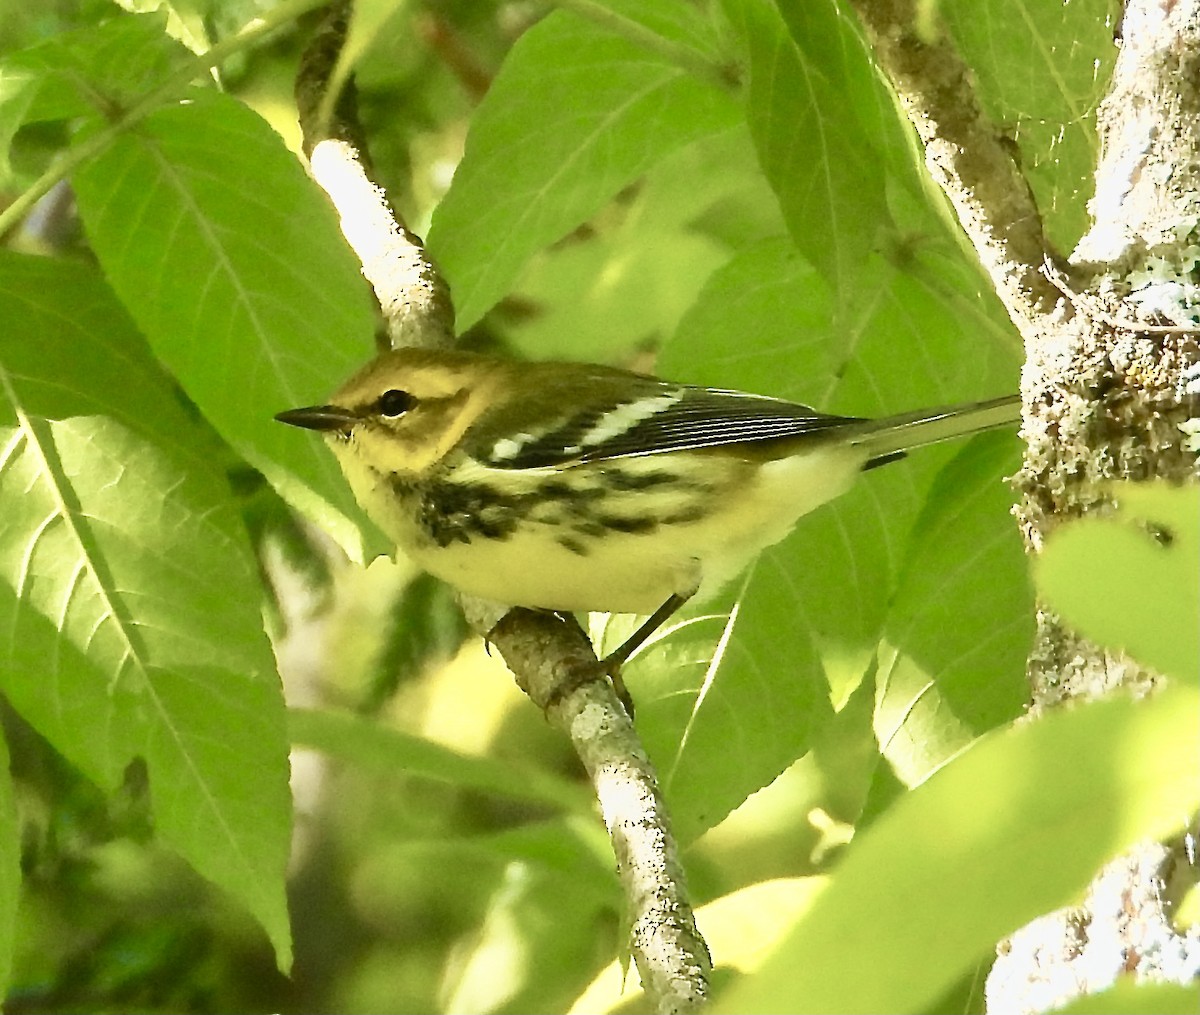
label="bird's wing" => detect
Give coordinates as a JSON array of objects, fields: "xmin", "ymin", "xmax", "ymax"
[{"xmin": 479, "ymin": 383, "xmax": 861, "ymax": 469}]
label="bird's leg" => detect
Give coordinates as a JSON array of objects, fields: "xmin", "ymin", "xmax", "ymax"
[
  {"xmin": 492, "ymin": 590, "xmax": 695, "ymax": 721},
  {"xmin": 599, "ymin": 590, "xmax": 694, "ymax": 716}
]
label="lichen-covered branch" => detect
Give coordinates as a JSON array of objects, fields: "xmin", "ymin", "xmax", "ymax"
[{"xmin": 462, "ymin": 602, "xmax": 711, "ymax": 1014}]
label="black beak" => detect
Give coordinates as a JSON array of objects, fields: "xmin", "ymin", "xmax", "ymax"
[{"xmin": 274, "ymin": 404, "xmax": 358, "ymax": 432}]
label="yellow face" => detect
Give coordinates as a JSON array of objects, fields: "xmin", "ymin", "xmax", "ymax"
[{"xmin": 323, "ymin": 347, "xmax": 505, "ymax": 480}]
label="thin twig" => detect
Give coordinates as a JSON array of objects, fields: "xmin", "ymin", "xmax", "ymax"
[{"xmin": 1041, "ymin": 258, "xmax": 1200, "ymax": 336}]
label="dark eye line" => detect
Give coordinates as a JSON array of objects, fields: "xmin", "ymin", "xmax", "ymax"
[{"xmin": 378, "ymin": 389, "xmax": 416, "ymax": 417}]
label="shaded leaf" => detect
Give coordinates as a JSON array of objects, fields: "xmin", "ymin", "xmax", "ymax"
[
  {"xmin": 943, "ymin": 0, "xmax": 1119, "ymax": 248},
  {"xmin": 0, "ymin": 728, "xmax": 18, "ymax": 998},
  {"xmin": 289, "ymin": 707, "xmax": 591, "ymax": 812},
  {"xmin": 722, "ymin": 0, "xmax": 888, "ymax": 296}
]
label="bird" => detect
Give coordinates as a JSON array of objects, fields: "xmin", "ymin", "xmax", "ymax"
[{"xmin": 277, "ymin": 346, "xmax": 1020, "ymax": 699}]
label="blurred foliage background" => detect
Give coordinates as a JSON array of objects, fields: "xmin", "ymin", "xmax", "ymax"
[{"xmin": 1, "ymin": 1, "xmax": 1194, "ymax": 1013}]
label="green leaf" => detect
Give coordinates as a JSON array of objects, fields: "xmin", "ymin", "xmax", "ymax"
[
  {"xmin": 721, "ymin": 0, "xmax": 888, "ymax": 297},
  {"xmin": 425, "ymin": 9, "xmax": 740, "ymax": 330},
  {"xmin": 288, "ymin": 707, "xmax": 592, "ymax": 812},
  {"xmin": 773, "ymin": 0, "xmax": 908, "ymax": 174},
  {"xmin": 0, "ymin": 67, "xmax": 40, "ymax": 188},
  {"xmin": 625, "ymin": 575, "xmax": 836, "ymax": 844},
  {"xmin": 0, "ymin": 252, "xmax": 292, "ymax": 969},
  {"xmin": 438, "ymin": 823, "xmax": 618, "ymax": 1014},
  {"xmin": 876, "ymin": 431, "xmax": 1031, "ymax": 786},
  {"xmin": 567, "ymin": 0, "xmax": 727, "ymax": 65},
  {"xmin": 71, "ymin": 90, "xmax": 382, "ymax": 561},
  {"xmin": 716, "ymin": 685, "xmax": 1200, "ymax": 1014},
  {"xmin": 1035, "ymin": 482, "xmax": 1200, "ymax": 685},
  {"xmin": 575, "ymin": 876, "xmax": 831, "ymax": 1011},
  {"xmin": 0, "ymin": 727, "xmax": 19, "ymax": 998},
  {"xmin": 943, "ymin": 0, "xmax": 1120, "ymax": 249},
  {"xmin": 0, "ymin": 12, "xmax": 186, "ymax": 188},
  {"xmin": 1, "ymin": 11, "xmax": 184, "ymax": 124},
  {"xmin": 506, "ymin": 124, "xmax": 785, "ymax": 365}
]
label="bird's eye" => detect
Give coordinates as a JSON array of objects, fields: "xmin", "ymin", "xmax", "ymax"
[{"xmin": 378, "ymin": 389, "xmax": 415, "ymax": 417}]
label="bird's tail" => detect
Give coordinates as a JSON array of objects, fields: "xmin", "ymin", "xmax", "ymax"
[{"xmin": 849, "ymin": 394, "xmax": 1022, "ymax": 465}]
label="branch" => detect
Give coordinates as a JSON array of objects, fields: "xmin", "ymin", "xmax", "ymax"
[
  {"xmin": 461, "ymin": 602, "xmax": 711, "ymax": 1013},
  {"xmin": 847, "ymin": 0, "xmax": 1062, "ymax": 328},
  {"xmin": 295, "ymin": 6, "xmax": 710, "ymax": 1011},
  {"xmin": 295, "ymin": 0, "xmax": 454, "ymax": 350}
]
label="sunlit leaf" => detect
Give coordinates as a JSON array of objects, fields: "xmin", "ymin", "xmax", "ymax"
[
  {"xmin": 716, "ymin": 686, "xmax": 1200, "ymax": 1014},
  {"xmin": 876, "ymin": 431, "xmax": 1030, "ymax": 786},
  {"xmin": 0, "ymin": 252, "xmax": 292, "ymax": 969},
  {"xmin": 1036, "ymin": 482, "xmax": 1200, "ymax": 684},
  {"xmin": 571, "ymin": 876, "xmax": 830, "ymax": 1013},
  {"xmin": 72, "ymin": 90, "xmax": 382, "ymax": 560}
]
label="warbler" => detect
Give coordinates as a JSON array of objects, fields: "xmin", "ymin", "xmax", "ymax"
[{"xmin": 277, "ymin": 347, "xmax": 1020, "ymax": 675}]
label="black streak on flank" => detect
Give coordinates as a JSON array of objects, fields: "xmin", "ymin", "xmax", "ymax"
[
  {"xmin": 602, "ymin": 469, "xmax": 680, "ymax": 492},
  {"xmin": 556, "ymin": 535, "xmax": 589, "ymax": 556},
  {"xmin": 393, "ymin": 465, "xmax": 705, "ymax": 550},
  {"xmin": 596, "ymin": 514, "xmax": 658, "ymax": 535},
  {"xmin": 392, "ymin": 476, "xmax": 531, "ymax": 547}
]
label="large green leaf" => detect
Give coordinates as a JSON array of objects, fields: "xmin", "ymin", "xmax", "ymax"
[
  {"xmin": 717, "ymin": 685, "xmax": 1200, "ymax": 1013},
  {"xmin": 623, "ymin": 573, "xmax": 835, "ymax": 845},
  {"xmin": 72, "ymin": 90, "xmax": 382, "ymax": 560},
  {"xmin": 0, "ymin": 252, "xmax": 292, "ymax": 969},
  {"xmin": 875, "ymin": 432, "xmax": 1031, "ymax": 786},
  {"xmin": 425, "ymin": 9, "xmax": 740, "ymax": 330},
  {"xmin": 567, "ymin": 0, "xmax": 727, "ymax": 65}
]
